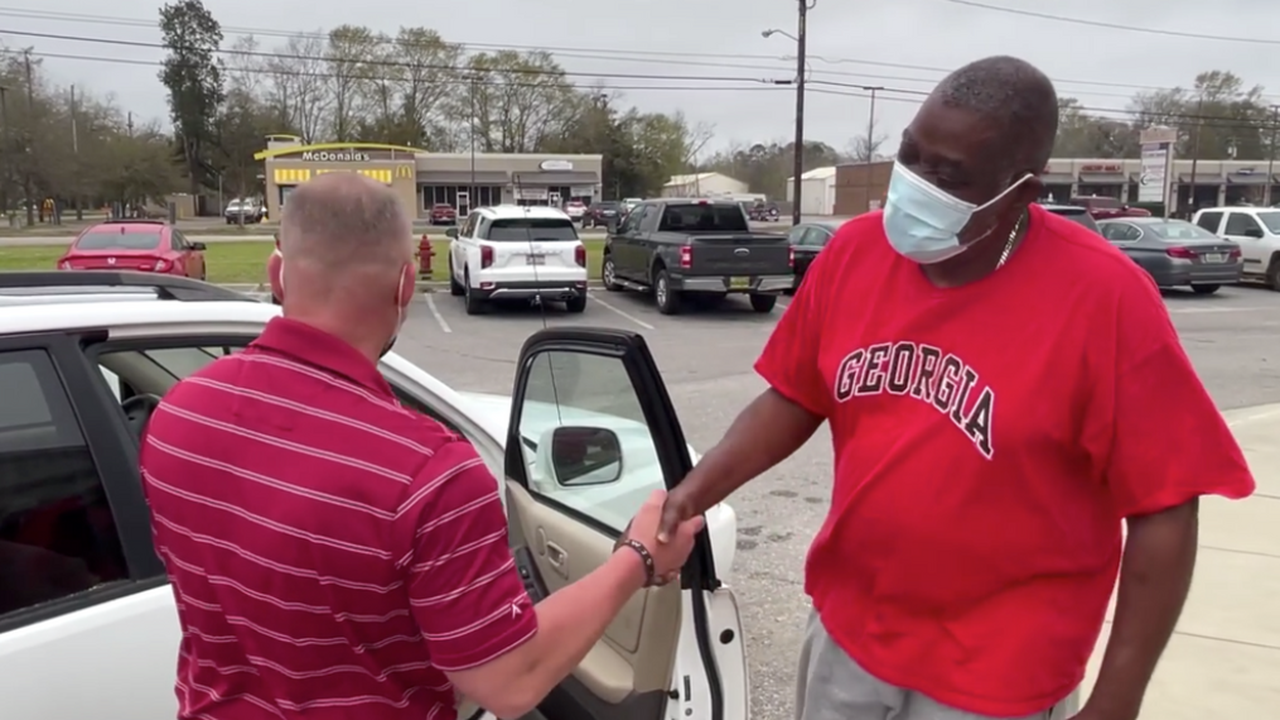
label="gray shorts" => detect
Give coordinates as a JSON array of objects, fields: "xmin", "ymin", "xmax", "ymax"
[{"xmin": 795, "ymin": 611, "xmax": 1077, "ymax": 720}]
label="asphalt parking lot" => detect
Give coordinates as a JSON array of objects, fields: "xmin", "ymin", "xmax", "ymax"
[{"xmin": 390, "ymin": 282, "xmax": 1280, "ymax": 720}]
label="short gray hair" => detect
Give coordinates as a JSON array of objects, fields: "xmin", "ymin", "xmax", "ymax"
[
  {"xmin": 279, "ymin": 172, "xmax": 412, "ymax": 270},
  {"xmin": 934, "ymin": 56, "xmax": 1059, "ymax": 170}
]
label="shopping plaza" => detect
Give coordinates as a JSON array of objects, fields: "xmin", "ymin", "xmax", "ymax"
[
  {"xmin": 254, "ymin": 136, "xmax": 604, "ymax": 220},
  {"xmin": 1037, "ymin": 157, "xmax": 1280, "ymax": 209}
]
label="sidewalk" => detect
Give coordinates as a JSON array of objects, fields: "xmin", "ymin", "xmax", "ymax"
[{"xmin": 1081, "ymin": 404, "xmax": 1280, "ymax": 717}]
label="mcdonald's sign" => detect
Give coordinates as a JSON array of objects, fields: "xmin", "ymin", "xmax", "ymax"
[{"xmin": 395, "ymin": 164, "xmax": 414, "ymax": 180}]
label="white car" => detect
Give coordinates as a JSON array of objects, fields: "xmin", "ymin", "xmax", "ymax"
[
  {"xmin": 446, "ymin": 205, "xmax": 590, "ymax": 315},
  {"xmin": 564, "ymin": 200, "xmax": 586, "ymax": 221},
  {"xmin": 1192, "ymin": 206, "xmax": 1280, "ymax": 288},
  {"xmin": 0, "ymin": 271, "xmax": 748, "ymax": 720}
]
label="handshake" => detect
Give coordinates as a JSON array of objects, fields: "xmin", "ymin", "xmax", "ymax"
[{"xmin": 614, "ymin": 489, "xmax": 705, "ymax": 586}]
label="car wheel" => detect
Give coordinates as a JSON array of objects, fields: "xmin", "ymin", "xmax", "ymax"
[
  {"xmin": 1267, "ymin": 254, "xmax": 1280, "ymax": 290},
  {"xmin": 654, "ymin": 268, "xmax": 681, "ymax": 315},
  {"xmin": 449, "ymin": 261, "xmax": 464, "ymax": 296},
  {"xmin": 1191, "ymin": 284, "xmax": 1220, "ymax": 295},
  {"xmin": 565, "ymin": 294, "xmax": 587, "ymax": 313},
  {"xmin": 601, "ymin": 255, "xmax": 623, "ymax": 292},
  {"xmin": 749, "ymin": 293, "xmax": 778, "ymax": 312},
  {"xmin": 463, "ymin": 268, "xmax": 485, "ymax": 315}
]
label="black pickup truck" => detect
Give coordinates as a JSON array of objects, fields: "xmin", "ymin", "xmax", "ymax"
[{"xmin": 600, "ymin": 199, "xmax": 794, "ymax": 314}]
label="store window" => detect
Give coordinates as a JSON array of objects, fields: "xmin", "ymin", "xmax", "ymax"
[{"xmin": 422, "ymin": 185, "xmax": 504, "ymax": 209}]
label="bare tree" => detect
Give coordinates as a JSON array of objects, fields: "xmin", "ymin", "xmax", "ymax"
[
  {"xmin": 394, "ymin": 27, "xmax": 462, "ymax": 147},
  {"xmin": 263, "ymin": 32, "xmax": 329, "ymax": 142},
  {"xmin": 224, "ymin": 34, "xmax": 263, "ymax": 96},
  {"xmin": 846, "ymin": 114, "xmax": 889, "ymax": 162},
  {"xmin": 324, "ymin": 24, "xmax": 378, "ymax": 141}
]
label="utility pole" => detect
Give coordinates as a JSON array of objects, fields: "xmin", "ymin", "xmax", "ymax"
[
  {"xmin": 0, "ymin": 85, "xmax": 9, "ymax": 218},
  {"xmin": 468, "ymin": 74, "xmax": 477, "ymax": 211},
  {"xmin": 1266, "ymin": 105, "xmax": 1279, "ymax": 207},
  {"xmin": 790, "ymin": 0, "xmax": 810, "ymax": 225},
  {"xmin": 70, "ymin": 84, "xmax": 79, "ymax": 222},
  {"xmin": 865, "ymin": 87, "xmax": 883, "ymax": 161},
  {"xmin": 126, "ymin": 111, "xmax": 134, "ymax": 137},
  {"xmin": 1188, "ymin": 95, "xmax": 1203, "ymax": 215},
  {"xmin": 23, "ymin": 50, "xmax": 35, "ymax": 227}
]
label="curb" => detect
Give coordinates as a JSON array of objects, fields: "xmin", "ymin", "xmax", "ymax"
[{"xmin": 220, "ymin": 280, "xmax": 608, "ymax": 293}]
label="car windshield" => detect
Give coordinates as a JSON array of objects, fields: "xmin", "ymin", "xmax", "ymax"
[
  {"xmin": 658, "ymin": 203, "xmax": 749, "ymax": 232},
  {"xmin": 75, "ymin": 231, "xmax": 162, "ymax": 250},
  {"xmin": 1255, "ymin": 212, "xmax": 1280, "ymax": 233},
  {"xmin": 488, "ymin": 218, "xmax": 578, "ymax": 242},
  {"xmin": 1147, "ymin": 221, "xmax": 1218, "ymax": 241},
  {"xmin": 1076, "ymin": 197, "xmax": 1120, "ymax": 209}
]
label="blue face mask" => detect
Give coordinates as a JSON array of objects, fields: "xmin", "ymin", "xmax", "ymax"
[{"xmin": 882, "ymin": 162, "xmax": 1031, "ymax": 264}]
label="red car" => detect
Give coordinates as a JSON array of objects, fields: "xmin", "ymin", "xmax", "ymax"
[
  {"xmin": 430, "ymin": 204, "xmax": 457, "ymax": 225},
  {"xmin": 1069, "ymin": 195, "xmax": 1151, "ymax": 220},
  {"xmin": 56, "ymin": 219, "xmax": 207, "ymax": 280}
]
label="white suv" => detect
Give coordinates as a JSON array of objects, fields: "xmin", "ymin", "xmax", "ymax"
[
  {"xmin": 446, "ymin": 205, "xmax": 589, "ymax": 314},
  {"xmin": 1192, "ymin": 206, "xmax": 1280, "ymax": 288}
]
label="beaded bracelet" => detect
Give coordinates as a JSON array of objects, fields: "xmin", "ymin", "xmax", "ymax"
[{"xmin": 617, "ymin": 538, "xmax": 656, "ymax": 586}]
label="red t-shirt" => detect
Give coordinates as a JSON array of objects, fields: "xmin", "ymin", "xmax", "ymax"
[{"xmin": 756, "ymin": 205, "xmax": 1255, "ymax": 716}]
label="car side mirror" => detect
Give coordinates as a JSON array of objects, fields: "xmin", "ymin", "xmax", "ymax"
[
  {"xmin": 189, "ymin": 242, "xmax": 206, "ymax": 251},
  {"xmin": 1244, "ymin": 227, "xmax": 1264, "ymax": 238},
  {"xmin": 444, "ymin": 228, "xmax": 458, "ymax": 238},
  {"xmin": 606, "ymin": 218, "xmax": 620, "ymax": 233},
  {"xmin": 548, "ymin": 426, "xmax": 623, "ymax": 487}
]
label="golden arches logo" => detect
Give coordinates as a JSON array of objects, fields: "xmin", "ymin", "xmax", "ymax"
[{"xmin": 395, "ymin": 164, "xmax": 413, "ymax": 180}]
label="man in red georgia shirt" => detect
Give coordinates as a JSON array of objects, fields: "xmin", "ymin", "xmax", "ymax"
[
  {"xmin": 140, "ymin": 172, "xmax": 703, "ymax": 720},
  {"xmin": 658, "ymin": 56, "xmax": 1255, "ymax": 720}
]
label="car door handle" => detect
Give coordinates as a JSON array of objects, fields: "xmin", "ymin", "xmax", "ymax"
[{"xmin": 544, "ymin": 541, "xmax": 568, "ymax": 577}]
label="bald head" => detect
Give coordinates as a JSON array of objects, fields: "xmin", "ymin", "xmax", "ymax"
[
  {"xmin": 279, "ymin": 172, "xmax": 412, "ymax": 274},
  {"xmin": 933, "ymin": 55, "xmax": 1059, "ymax": 172}
]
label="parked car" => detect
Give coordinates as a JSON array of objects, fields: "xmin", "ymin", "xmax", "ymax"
[
  {"xmin": 601, "ymin": 199, "xmax": 793, "ymax": 314},
  {"xmin": 0, "ymin": 271, "xmax": 746, "ymax": 720},
  {"xmin": 583, "ymin": 200, "xmax": 624, "ymax": 228},
  {"xmin": 223, "ymin": 198, "xmax": 264, "ymax": 224},
  {"xmin": 1068, "ymin": 195, "xmax": 1151, "ymax": 220},
  {"xmin": 564, "ymin": 200, "xmax": 586, "ymax": 222},
  {"xmin": 446, "ymin": 205, "xmax": 588, "ymax": 314},
  {"xmin": 1191, "ymin": 206, "xmax": 1280, "ymax": 288},
  {"xmin": 747, "ymin": 202, "xmax": 780, "ymax": 222},
  {"xmin": 56, "ymin": 219, "xmax": 207, "ymax": 281},
  {"xmin": 1097, "ymin": 217, "xmax": 1242, "ymax": 294},
  {"xmin": 786, "ymin": 220, "xmax": 843, "ymax": 291},
  {"xmin": 1040, "ymin": 203, "xmax": 1102, "ymax": 233},
  {"xmin": 429, "ymin": 203, "xmax": 457, "ymax": 225}
]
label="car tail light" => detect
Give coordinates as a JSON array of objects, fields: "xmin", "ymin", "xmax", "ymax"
[
  {"xmin": 574, "ymin": 244, "xmax": 586, "ymax": 267},
  {"xmin": 1166, "ymin": 246, "xmax": 1195, "ymax": 259},
  {"xmin": 58, "ymin": 259, "xmax": 71, "ymax": 269},
  {"xmin": 1229, "ymin": 247, "xmax": 1242, "ymax": 258},
  {"xmin": 789, "ymin": 245, "xmax": 795, "ymax": 267},
  {"xmin": 480, "ymin": 244, "xmax": 494, "ymax": 269},
  {"xmin": 680, "ymin": 246, "xmax": 692, "ymax": 269},
  {"xmin": 154, "ymin": 258, "xmax": 171, "ymax": 272}
]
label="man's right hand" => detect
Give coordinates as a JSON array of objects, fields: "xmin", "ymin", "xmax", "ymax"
[
  {"xmin": 657, "ymin": 485, "xmax": 696, "ymax": 545},
  {"xmin": 624, "ymin": 489, "xmax": 703, "ymax": 584}
]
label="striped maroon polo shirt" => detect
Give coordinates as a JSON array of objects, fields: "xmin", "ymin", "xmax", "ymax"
[{"xmin": 139, "ymin": 317, "xmax": 537, "ymax": 719}]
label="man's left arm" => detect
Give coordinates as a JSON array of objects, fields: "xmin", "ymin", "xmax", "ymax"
[{"xmin": 1081, "ymin": 283, "xmax": 1255, "ymax": 720}]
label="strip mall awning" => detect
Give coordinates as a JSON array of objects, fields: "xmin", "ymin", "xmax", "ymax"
[
  {"xmin": 417, "ymin": 170, "xmax": 511, "ymax": 184},
  {"xmin": 1177, "ymin": 174, "xmax": 1225, "ymax": 185},
  {"xmin": 1077, "ymin": 173, "xmax": 1127, "ymax": 184},
  {"xmin": 1226, "ymin": 173, "xmax": 1271, "ymax": 184},
  {"xmin": 1039, "ymin": 172, "xmax": 1075, "ymax": 184}
]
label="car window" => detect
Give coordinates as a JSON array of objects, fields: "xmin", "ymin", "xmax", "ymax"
[
  {"xmin": 1195, "ymin": 211, "xmax": 1223, "ymax": 234},
  {"xmin": 0, "ymin": 349, "xmax": 129, "ymax": 618},
  {"xmin": 1255, "ymin": 211, "xmax": 1280, "ymax": 234},
  {"xmin": 487, "ymin": 218, "xmax": 578, "ymax": 242},
  {"xmin": 787, "ymin": 225, "xmax": 809, "ymax": 245},
  {"xmin": 516, "ymin": 350, "xmax": 659, "ymax": 534},
  {"xmin": 1223, "ymin": 212, "xmax": 1263, "ymax": 236},
  {"xmin": 618, "ymin": 205, "xmax": 643, "ymax": 233},
  {"xmin": 462, "ymin": 213, "xmax": 479, "ymax": 238},
  {"xmin": 1102, "ymin": 224, "xmax": 1140, "ymax": 242},
  {"xmin": 658, "ymin": 203, "xmax": 749, "ymax": 232},
  {"xmin": 75, "ymin": 231, "xmax": 162, "ymax": 251},
  {"xmin": 1147, "ymin": 222, "xmax": 1217, "ymax": 241}
]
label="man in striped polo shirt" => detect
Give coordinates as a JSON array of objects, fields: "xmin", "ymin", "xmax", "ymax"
[{"xmin": 140, "ymin": 172, "xmax": 703, "ymax": 720}]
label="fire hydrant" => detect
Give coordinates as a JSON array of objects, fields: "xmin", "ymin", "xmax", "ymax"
[{"xmin": 417, "ymin": 235, "xmax": 434, "ymax": 278}]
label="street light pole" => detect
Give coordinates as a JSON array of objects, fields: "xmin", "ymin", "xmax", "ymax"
[
  {"xmin": 0, "ymin": 85, "xmax": 9, "ymax": 217},
  {"xmin": 1266, "ymin": 104, "xmax": 1279, "ymax": 207},
  {"xmin": 790, "ymin": 0, "xmax": 808, "ymax": 225}
]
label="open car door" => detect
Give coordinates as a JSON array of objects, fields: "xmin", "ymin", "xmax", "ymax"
[{"xmin": 479, "ymin": 327, "xmax": 745, "ymax": 720}]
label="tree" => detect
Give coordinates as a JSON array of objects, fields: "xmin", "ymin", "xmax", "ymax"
[
  {"xmin": 1128, "ymin": 70, "xmax": 1269, "ymax": 161},
  {"xmin": 262, "ymin": 32, "xmax": 329, "ymax": 142},
  {"xmin": 324, "ymin": 25, "xmax": 379, "ymax": 141},
  {"xmin": 386, "ymin": 27, "xmax": 461, "ymax": 148},
  {"xmin": 457, "ymin": 50, "xmax": 579, "ymax": 153},
  {"xmin": 703, "ymin": 140, "xmax": 843, "ymax": 197},
  {"xmin": 1054, "ymin": 98, "xmax": 1139, "ymax": 158},
  {"xmin": 158, "ymin": 0, "xmax": 225, "ymax": 205},
  {"xmin": 846, "ymin": 114, "xmax": 889, "ymax": 163}
]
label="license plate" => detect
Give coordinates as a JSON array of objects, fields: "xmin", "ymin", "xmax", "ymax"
[
  {"xmin": 1203, "ymin": 253, "xmax": 1225, "ymax": 263},
  {"xmin": 728, "ymin": 276, "xmax": 751, "ymax": 289},
  {"xmin": 525, "ymin": 255, "xmax": 545, "ymax": 265}
]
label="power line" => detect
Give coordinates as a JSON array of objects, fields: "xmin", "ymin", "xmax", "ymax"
[
  {"xmin": 945, "ymin": 1, "xmax": 1280, "ymax": 46},
  {"xmin": 5, "ymin": 45, "xmax": 1276, "ymax": 136},
  {"xmin": 0, "ymin": 6, "xmax": 1256, "ymax": 99}
]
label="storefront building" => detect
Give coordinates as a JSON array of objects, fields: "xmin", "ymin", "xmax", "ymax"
[
  {"xmin": 833, "ymin": 157, "xmax": 1280, "ymax": 216},
  {"xmin": 255, "ymin": 136, "xmax": 604, "ymax": 220}
]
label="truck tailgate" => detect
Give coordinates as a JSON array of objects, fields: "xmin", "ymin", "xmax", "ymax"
[{"xmin": 687, "ymin": 234, "xmax": 791, "ymax": 275}]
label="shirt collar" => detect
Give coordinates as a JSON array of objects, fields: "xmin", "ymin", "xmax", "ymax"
[{"xmin": 251, "ymin": 317, "xmax": 394, "ymax": 397}]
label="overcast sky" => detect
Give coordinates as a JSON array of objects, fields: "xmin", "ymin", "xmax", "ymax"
[{"xmin": 3, "ymin": 0, "xmax": 1280, "ymax": 159}]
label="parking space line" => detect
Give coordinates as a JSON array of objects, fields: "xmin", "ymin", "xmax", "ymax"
[
  {"xmin": 589, "ymin": 293, "xmax": 655, "ymax": 329},
  {"xmin": 425, "ymin": 293, "xmax": 452, "ymax": 333},
  {"xmin": 1168, "ymin": 306, "xmax": 1269, "ymax": 314}
]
